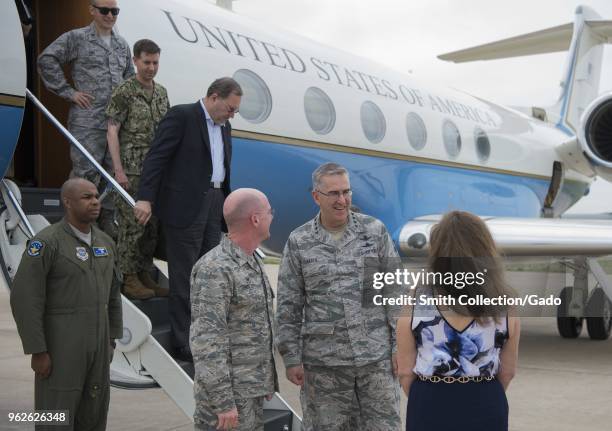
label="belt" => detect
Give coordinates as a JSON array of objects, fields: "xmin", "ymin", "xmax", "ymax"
[
  {"xmin": 210, "ymin": 181, "xmax": 223, "ymax": 189},
  {"xmin": 417, "ymin": 374, "xmax": 495, "ymax": 384}
]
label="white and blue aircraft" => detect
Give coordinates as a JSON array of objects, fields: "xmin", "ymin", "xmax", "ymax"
[{"xmin": 3, "ymin": 0, "xmax": 612, "ymax": 427}]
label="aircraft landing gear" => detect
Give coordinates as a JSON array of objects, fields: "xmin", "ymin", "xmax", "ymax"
[
  {"xmin": 556, "ymin": 258, "xmax": 588, "ymax": 339},
  {"xmin": 556, "ymin": 258, "xmax": 612, "ymax": 340},
  {"xmin": 557, "ymin": 286, "xmax": 584, "ymax": 338},
  {"xmin": 585, "ymin": 288, "xmax": 612, "ymax": 340}
]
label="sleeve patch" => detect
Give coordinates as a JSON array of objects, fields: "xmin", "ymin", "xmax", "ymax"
[{"xmin": 27, "ymin": 240, "xmax": 44, "ymax": 257}]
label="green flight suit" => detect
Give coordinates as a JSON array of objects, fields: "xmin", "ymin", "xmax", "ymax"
[{"xmin": 10, "ymin": 219, "xmax": 122, "ymax": 431}]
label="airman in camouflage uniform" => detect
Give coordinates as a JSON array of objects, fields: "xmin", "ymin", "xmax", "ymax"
[
  {"xmin": 37, "ymin": 1, "xmax": 134, "ymax": 184},
  {"xmin": 190, "ymin": 189, "xmax": 277, "ymax": 431},
  {"xmin": 276, "ymin": 163, "xmax": 402, "ymax": 431},
  {"xmin": 106, "ymin": 39, "xmax": 170, "ymax": 299}
]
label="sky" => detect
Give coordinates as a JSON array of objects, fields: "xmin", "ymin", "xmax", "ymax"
[{"xmin": 213, "ymin": 0, "xmax": 612, "ymax": 213}]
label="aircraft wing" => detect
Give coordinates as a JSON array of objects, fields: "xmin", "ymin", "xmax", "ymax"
[
  {"xmin": 399, "ymin": 215, "xmax": 612, "ymax": 257},
  {"xmin": 562, "ymin": 213, "xmax": 612, "ymax": 220}
]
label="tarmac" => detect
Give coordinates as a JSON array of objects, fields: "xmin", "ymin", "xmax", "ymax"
[{"xmin": 1, "ymin": 267, "xmax": 612, "ymax": 430}]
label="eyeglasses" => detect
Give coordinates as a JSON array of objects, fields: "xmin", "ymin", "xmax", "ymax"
[
  {"xmin": 316, "ymin": 189, "xmax": 352, "ymax": 200},
  {"xmin": 92, "ymin": 5, "xmax": 120, "ymax": 16},
  {"xmin": 222, "ymin": 99, "xmax": 239, "ymax": 115}
]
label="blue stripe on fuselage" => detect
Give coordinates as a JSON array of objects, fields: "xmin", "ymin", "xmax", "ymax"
[
  {"xmin": 232, "ymin": 137, "xmax": 553, "ymax": 254},
  {"xmin": 0, "ymin": 104, "xmax": 24, "ymax": 178}
]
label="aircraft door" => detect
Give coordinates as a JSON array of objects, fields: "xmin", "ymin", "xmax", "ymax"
[{"xmin": 542, "ymin": 161, "xmax": 564, "ymax": 217}]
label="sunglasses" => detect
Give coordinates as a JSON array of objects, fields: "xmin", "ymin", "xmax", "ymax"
[{"xmin": 92, "ymin": 5, "xmax": 120, "ymax": 16}]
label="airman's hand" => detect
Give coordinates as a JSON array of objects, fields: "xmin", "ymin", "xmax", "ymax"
[
  {"xmin": 31, "ymin": 352, "xmax": 52, "ymax": 379},
  {"xmin": 71, "ymin": 91, "xmax": 95, "ymax": 109},
  {"xmin": 216, "ymin": 407, "xmax": 238, "ymax": 430},
  {"xmin": 286, "ymin": 364, "xmax": 304, "ymax": 387}
]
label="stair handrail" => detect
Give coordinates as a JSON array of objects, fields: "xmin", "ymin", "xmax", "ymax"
[
  {"xmin": 1, "ymin": 179, "xmax": 35, "ymax": 238},
  {"xmin": 25, "ymin": 89, "xmax": 135, "ymax": 207}
]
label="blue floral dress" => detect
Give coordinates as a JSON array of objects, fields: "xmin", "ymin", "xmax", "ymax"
[
  {"xmin": 412, "ymin": 289, "xmax": 508, "ymax": 377},
  {"xmin": 406, "ymin": 288, "xmax": 510, "ymax": 431}
]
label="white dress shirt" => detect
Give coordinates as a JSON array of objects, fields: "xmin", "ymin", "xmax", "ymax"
[{"xmin": 200, "ymin": 99, "xmax": 225, "ymax": 183}]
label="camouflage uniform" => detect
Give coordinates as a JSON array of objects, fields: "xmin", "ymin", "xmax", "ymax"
[
  {"xmin": 10, "ymin": 219, "xmax": 122, "ymax": 431},
  {"xmin": 190, "ymin": 235, "xmax": 278, "ymax": 431},
  {"xmin": 38, "ymin": 22, "xmax": 134, "ymax": 183},
  {"xmin": 105, "ymin": 76, "xmax": 170, "ymax": 274},
  {"xmin": 276, "ymin": 211, "xmax": 402, "ymax": 431}
]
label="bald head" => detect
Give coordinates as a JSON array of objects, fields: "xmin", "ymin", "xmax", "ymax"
[
  {"xmin": 61, "ymin": 178, "xmax": 96, "ymax": 201},
  {"xmin": 61, "ymin": 178, "xmax": 100, "ymax": 226},
  {"xmin": 223, "ymin": 188, "xmax": 268, "ymax": 230}
]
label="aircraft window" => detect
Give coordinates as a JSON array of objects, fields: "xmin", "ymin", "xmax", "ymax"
[
  {"xmin": 442, "ymin": 120, "xmax": 461, "ymax": 157},
  {"xmin": 361, "ymin": 101, "xmax": 386, "ymax": 143},
  {"xmin": 304, "ymin": 87, "xmax": 336, "ymax": 135},
  {"xmin": 475, "ymin": 128, "xmax": 491, "ymax": 161},
  {"xmin": 232, "ymin": 69, "xmax": 272, "ymax": 123},
  {"xmin": 406, "ymin": 112, "xmax": 427, "ymax": 150}
]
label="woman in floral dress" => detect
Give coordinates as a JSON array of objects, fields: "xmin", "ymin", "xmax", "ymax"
[{"xmin": 397, "ymin": 211, "xmax": 520, "ymax": 430}]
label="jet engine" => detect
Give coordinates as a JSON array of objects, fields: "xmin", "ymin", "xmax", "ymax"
[{"xmin": 579, "ymin": 93, "xmax": 612, "ymax": 182}]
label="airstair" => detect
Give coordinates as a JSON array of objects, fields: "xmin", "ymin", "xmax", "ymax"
[{"xmin": 0, "ymin": 90, "xmax": 302, "ymax": 430}]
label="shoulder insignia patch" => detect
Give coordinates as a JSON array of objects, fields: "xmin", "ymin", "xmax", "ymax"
[{"xmin": 27, "ymin": 240, "xmax": 44, "ymax": 257}]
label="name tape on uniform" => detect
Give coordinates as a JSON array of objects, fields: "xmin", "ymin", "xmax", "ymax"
[{"xmin": 93, "ymin": 247, "xmax": 108, "ymax": 257}]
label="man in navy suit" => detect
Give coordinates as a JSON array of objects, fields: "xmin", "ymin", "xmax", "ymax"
[{"xmin": 135, "ymin": 77, "xmax": 242, "ymax": 361}]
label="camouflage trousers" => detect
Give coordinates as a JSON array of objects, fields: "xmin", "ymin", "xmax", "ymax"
[
  {"xmin": 194, "ymin": 396, "xmax": 264, "ymax": 431},
  {"xmin": 114, "ymin": 174, "xmax": 158, "ymax": 275},
  {"xmin": 302, "ymin": 359, "xmax": 401, "ymax": 431},
  {"xmin": 69, "ymin": 124, "xmax": 117, "ymax": 232},
  {"xmin": 69, "ymin": 126, "xmax": 113, "ymax": 186}
]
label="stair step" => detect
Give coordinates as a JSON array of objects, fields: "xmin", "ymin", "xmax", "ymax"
[
  {"xmin": 264, "ymin": 409, "xmax": 293, "ymax": 430},
  {"xmin": 151, "ymin": 323, "xmax": 172, "ymax": 352},
  {"xmin": 150, "ymin": 324, "xmax": 194, "ymax": 378},
  {"xmin": 20, "ymin": 187, "xmax": 63, "ymax": 222},
  {"xmin": 131, "ymin": 296, "xmax": 169, "ymax": 327},
  {"xmin": 175, "ymin": 359, "xmax": 194, "ymax": 379}
]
